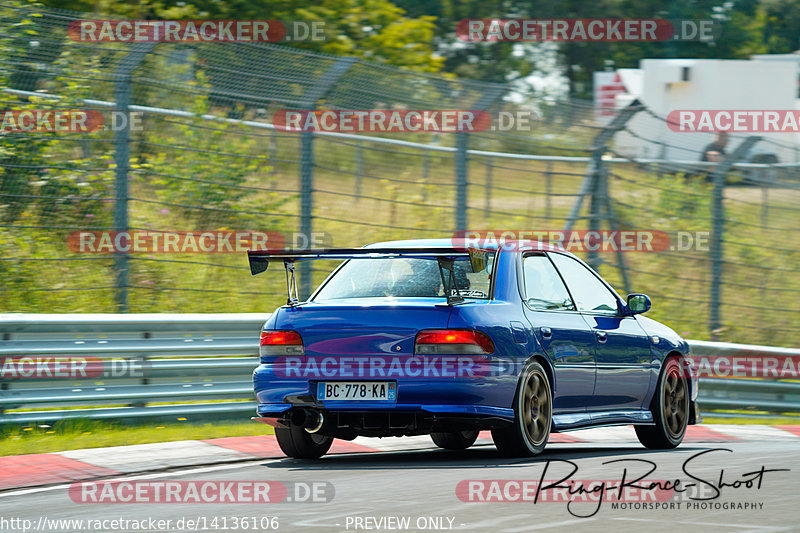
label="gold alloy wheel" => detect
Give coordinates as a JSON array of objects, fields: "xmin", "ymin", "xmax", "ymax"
[
  {"xmin": 663, "ymin": 365, "xmax": 687, "ymax": 439},
  {"xmin": 521, "ymin": 368, "xmax": 551, "ymax": 446}
]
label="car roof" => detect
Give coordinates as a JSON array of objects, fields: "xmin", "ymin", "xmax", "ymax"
[{"xmin": 365, "ymin": 237, "xmax": 577, "ymax": 257}]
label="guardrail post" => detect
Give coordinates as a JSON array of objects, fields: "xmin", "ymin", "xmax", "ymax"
[
  {"xmin": 708, "ymin": 136, "xmax": 761, "ymax": 340},
  {"xmin": 113, "ymin": 43, "xmax": 156, "ymax": 312}
]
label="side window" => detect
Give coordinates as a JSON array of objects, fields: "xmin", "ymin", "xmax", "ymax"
[
  {"xmin": 549, "ymin": 253, "xmax": 619, "ymax": 315},
  {"xmin": 522, "ymin": 255, "xmax": 575, "ymax": 311}
]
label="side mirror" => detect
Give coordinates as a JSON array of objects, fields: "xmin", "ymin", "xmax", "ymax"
[{"xmin": 627, "ymin": 293, "xmax": 651, "ymax": 315}]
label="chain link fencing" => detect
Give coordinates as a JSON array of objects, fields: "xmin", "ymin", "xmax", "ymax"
[{"xmin": 0, "ymin": 3, "xmax": 798, "ymax": 348}]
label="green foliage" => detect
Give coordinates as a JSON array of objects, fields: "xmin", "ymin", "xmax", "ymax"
[
  {"xmin": 762, "ymin": 0, "xmax": 800, "ymax": 53},
  {"xmin": 656, "ymin": 173, "xmax": 712, "ymax": 227},
  {"xmin": 33, "ymin": 0, "xmax": 800, "ymax": 97},
  {"xmin": 39, "ymin": 0, "xmax": 444, "ymax": 72},
  {"xmin": 138, "ymin": 75, "xmax": 255, "ymax": 226}
]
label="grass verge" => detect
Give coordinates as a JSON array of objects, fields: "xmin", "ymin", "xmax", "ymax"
[
  {"xmin": 701, "ymin": 416, "xmax": 800, "ymax": 425},
  {"xmin": 0, "ymin": 418, "xmax": 274, "ymax": 457},
  {"xmin": 2, "ymin": 415, "xmax": 798, "ymax": 458}
]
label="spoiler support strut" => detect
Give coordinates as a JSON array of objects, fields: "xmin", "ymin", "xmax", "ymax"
[
  {"xmin": 284, "ymin": 261, "xmax": 300, "ymax": 306},
  {"xmin": 436, "ymin": 257, "xmax": 464, "ymax": 306}
]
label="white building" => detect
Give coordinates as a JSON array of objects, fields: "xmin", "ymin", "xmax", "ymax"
[{"xmin": 608, "ymin": 58, "xmax": 800, "ymax": 163}]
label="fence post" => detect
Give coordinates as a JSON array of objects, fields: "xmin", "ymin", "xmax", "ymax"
[
  {"xmin": 565, "ymin": 100, "xmax": 641, "ymax": 275},
  {"xmin": 355, "ymin": 141, "xmax": 363, "ymax": 198},
  {"xmin": 595, "ymin": 160, "xmax": 631, "ymax": 293},
  {"xmin": 299, "ymin": 128, "xmax": 313, "ymax": 286},
  {"xmin": 545, "ymin": 160, "xmax": 553, "ymax": 221},
  {"xmin": 564, "ymin": 100, "xmax": 641, "ymax": 234},
  {"xmin": 296, "ymin": 57, "xmax": 357, "ymax": 299},
  {"xmin": 585, "ymin": 151, "xmax": 603, "ymax": 271},
  {"xmin": 455, "ymin": 87, "xmax": 506, "ymax": 231},
  {"xmin": 455, "ymin": 132, "xmax": 468, "ymax": 231},
  {"xmin": 113, "ymin": 43, "xmax": 156, "ymax": 312},
  {"xmin": 484, "ymin": 158, "xmax": 493, "ymax": 218},
  {"xmin": 708, "ymin": 136, "xmax": 761, "ymax": 340},
  {"xmin": 421, "ymin": 150, "xmax": 430, "ymax": 202}
]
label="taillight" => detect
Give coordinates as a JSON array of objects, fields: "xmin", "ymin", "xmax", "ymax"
[
  {"xmin": 415, "ymin": 329, "xmax": 494, "ymax": 355},
  {"xmin": 260, "ymin": 330, "xmax": 304, "ymax": 356}
]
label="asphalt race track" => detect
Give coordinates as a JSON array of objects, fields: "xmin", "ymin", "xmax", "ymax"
[{"xmin": 1, "ymin": 428, "xmax": 798, "ymax": 533}]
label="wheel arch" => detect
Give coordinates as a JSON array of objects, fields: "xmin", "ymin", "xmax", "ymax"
[
  {"xmin": 526, "ymin": 353, "xmax": 555, "ymax": 394},
  {"xmin": 654, "ymin": 350, "xmax": 697, "ymax": 425},
  {"xmin": 664, "ymin": 349, "xmax": 699, "ymax": 425}
]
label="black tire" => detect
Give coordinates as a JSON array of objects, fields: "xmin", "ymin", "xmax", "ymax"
[
  {"xmin": 492, "ymin": 360, "xmax": 552, "ymax": 457},
  {"xmin": 275, "ymin": 426, "xmax": 334, "ymax": 459},
  {"xmin": 636, "ymin": 357, "xmax": 689, "ymax": 449},
  {"xmin": 430, "ymin": 430, "xmax": 480, "ymax": 450}
]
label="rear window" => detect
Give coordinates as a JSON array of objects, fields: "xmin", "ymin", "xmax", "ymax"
[{"xmin": 313, "ymin": 255, "xmax": 495, "ymax": 301}]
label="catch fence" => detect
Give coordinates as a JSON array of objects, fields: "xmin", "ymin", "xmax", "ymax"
[{"xmin": 0, "ymin": 3, "xmax": 798, "ymax": 346}]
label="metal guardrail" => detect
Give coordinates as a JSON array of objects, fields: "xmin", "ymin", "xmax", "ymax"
[
  {"xmin": 0, "ymin": 314, "xmax": 266, "ymax": 424},
  {"xmin": 691, "ymin": 340, "xmax": 800, "ymax": 416},
  {"xmin": 0, "ymin": 314, "xmax": 798, "ymax": 424}
]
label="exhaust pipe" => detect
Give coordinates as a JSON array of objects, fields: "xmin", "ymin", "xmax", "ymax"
[
  {"xmin": 289, "ymin": 408, "xmax": 307, "ymax": 427},
  {"xmin": 289, "ymin": 408, "xmax": 324, "ymax": 433},
  {"xmin": 304, "ymin": 411, "xmax": 324, "ymax": 433}
]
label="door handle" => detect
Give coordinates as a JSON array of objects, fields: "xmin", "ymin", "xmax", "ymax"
[
  {"xmin": 595, "ymin": 330, "xmax": 608, "ymax": 343},
  {"xmin": 540, "ymin": 327, "xmax": 552, "ymax": 339}
]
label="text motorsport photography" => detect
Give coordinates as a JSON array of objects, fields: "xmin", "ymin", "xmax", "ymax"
[{"xmin": 456, "ymin": 449, "xmax": 787, "ymax": 518}]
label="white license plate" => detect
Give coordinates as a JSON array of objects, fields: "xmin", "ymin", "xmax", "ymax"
[{"xmin": 317, "ymin": 382, "xmax": 396, "ymax": 401}]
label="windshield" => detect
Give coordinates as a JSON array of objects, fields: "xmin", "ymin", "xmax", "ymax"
[{"xmin": 313, "ymin": 254, "xmax": 495, "ymax": 301}]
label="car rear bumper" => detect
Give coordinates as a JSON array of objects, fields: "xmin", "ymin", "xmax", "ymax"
[
  {"xmin": 253, "ymin": 362, "xmax": 518, "ymax": 420},
  {"xmin": 256, "ymin": 402, "xmax": 514, "ymax": 419}
]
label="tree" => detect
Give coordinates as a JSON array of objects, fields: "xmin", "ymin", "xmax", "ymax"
[
  {"xmin": 38, "ymin": 0, "xmax": 443, "ymax": 72},
  {"xmin": 761, "ymin": 0, "xmax": 800, "ymax": 53}
]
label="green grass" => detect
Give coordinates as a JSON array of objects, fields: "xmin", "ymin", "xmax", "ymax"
[
  {"xmin": 702, "ymin": 417, "xmax": 800, "ymax": 425},
  {"xmin": 0, "ymin": 419, "xmax": 274, "ymax": 457},
  {"xmin": 1, "ymin": 415, "xmax": 796, "ymax": 457}
]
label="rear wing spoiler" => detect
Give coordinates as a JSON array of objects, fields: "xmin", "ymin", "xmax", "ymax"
[
  {"xmin": 247, "ymin": 247, "xmax": 491, "ymax": 306},
  {"xmin": 247, "ymin": 247, "xmax": 472, "ymax": 275}
]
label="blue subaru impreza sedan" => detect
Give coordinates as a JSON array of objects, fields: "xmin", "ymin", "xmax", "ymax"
[{"xmin": 248, "ymin": 239, "xmax": 698, "ymax": 458}]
